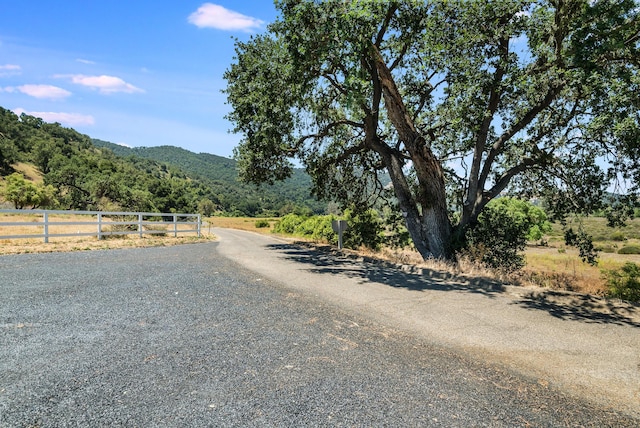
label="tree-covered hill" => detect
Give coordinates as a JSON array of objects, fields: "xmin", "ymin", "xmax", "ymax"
[
  {"xmin": 0, "ymin": 106, "xmax": 322, "ymax": 216},
  {"xmin": 91, "ymin": 140, "xmax": 324, "ymax": 215}
]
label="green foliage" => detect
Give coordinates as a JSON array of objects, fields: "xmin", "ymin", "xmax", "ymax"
[
  {"xmin": 2, "ymin": 173, "xmax": 56, "ymax": 209},
  {"xmin": 0, "ymin": 107, "xmax": 220, "ymax": 214},
  {"xmin": 383, "ymin": 206, "xmax": 412, "ymax": 249},
  {"xmin": 254, "ymin": 219, "xmax": 270, "ymax": 228},
  {"xmin": 225, "ymin": 1, "xmax": 640, "ymax": 261},
  {"xmin": 92, "ymin": 139, "xmax": 323, "ymax": 216},
  {"xmin": 596, "ymin": 245, "xmax": 617, "ymax": 254},
  {"xmin": 2, "ymin": 106, "xmax": 322, "ymax": 217},
  {"xmin": 197, "ymin": 198, "xmax": 216, "ymax": 217},
  {"xmin": 564, "ymin": 227, "xmax": 598, "ymax": 265},
  {"xmin": 465, "ymin": 199, "xmax": 531, "ymax": 271},
  {"xmin": 610, "ymin": 231, "xmax": 627, "ymax": 242},
  {"xmin": 273, "ymin": 214, "xmax": 336, "ymax": 243},
  {"xmin": 0, "ymin": 108, "xmax": 21, "ymax": 174},
  {"xmin": 463, "ymin": 198, "xmax": 553, "ymax": 271},
  {"xmin": 273, "ymin": 213, "xmax": 305, "ymax": 234},
  {"xmin": 342, "ymin": 208, "xmax": 384, "ymax": 251},
  {"xmin": 617, "ymin": 245, "xmax": 640, "ymax": 255},
  {"xmin": 603, "ymin": 262, "xmax": 640, "ymax": 302},
  {"xmin": 298, "ymin": 216, "xmax": 337, "ymax": 243},
  {"xmin": 272, "ymin": 210, "xmax": 384, "ymax": 250}
]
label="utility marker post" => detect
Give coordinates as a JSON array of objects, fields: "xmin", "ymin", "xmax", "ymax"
[{"xmin": 331, "ymin": 219, "xmax": 348, "ymax": 250}]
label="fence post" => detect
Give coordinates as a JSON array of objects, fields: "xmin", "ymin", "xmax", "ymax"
[
  {"xmin": 197, "ymin": 214, "xmax": 201, "ymax": 238},
  {"xmin": 173, "ymin": 214, "xmax": 178, "ymax": 237},
  {"xmin": 98, "ymin": 213, "xmax": 103, "ymax": 240},
  {"xmin": 43, "ymin": 211, "xmax": 49, "ymax": 243},
  {"xmin": 138, "ymin": 214, "xmax": 143, "ymax": 238}
]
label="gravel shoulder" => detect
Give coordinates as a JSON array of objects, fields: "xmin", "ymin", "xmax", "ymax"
[{"xmin": 213, "ymin": 227, "xmax": 640, "ymax": 418}]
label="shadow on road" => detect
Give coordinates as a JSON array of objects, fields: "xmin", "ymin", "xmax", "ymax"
[
  {"xmin": 267, "ymin": 242, "xmax": 640, "ymax": 328},
  {"xmin": 266, "ymin": 242, "xmax": 505, "ymax": 298},
  {"xmin": 514, "ymin": 291, "xmax": 640, "ymax": 328}
]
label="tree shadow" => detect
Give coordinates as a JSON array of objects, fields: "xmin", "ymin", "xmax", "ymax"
[
  {"xmin": 266, "ymin": 242, "xmax": 640, "ymax": 328},
  {"xmin": 513, "ymin": 291, "xmax": 640, "ymax": 328},
  {"xmin": 266, "ymin": 242, "xmax": 505, "ymax": 297}
]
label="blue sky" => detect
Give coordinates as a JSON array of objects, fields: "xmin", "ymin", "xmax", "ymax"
[{"xmin": 0, "ymin": 1, "xmax": 278, "ymax": 157}]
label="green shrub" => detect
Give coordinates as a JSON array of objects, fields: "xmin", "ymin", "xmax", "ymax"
[
  {"xmin": 273, "ymin": 213, "xmax": 305, "ymax": 234},
  {"xmin": 596, "ymin": 245, "xmax": 617, "ymax": 253},
  {"xmin": 603, "ymin": 262, "xmax": 640, "ymax": 302},
  {"xmin": 254, "ymin": 219, "xmax": 270, "ymax": 228},
  {"xmin": 465, "ymin": 200, "xmax": 530, "ymax": 271},
  {"xmin": 343, "ymin": 208, "xmax": 384, "ymax": 250},
  {"xmin": 272, "ymin": 210, "xmax": 384, "ymax": 250},
  {"xmin": 618, "ymin": 245, "xmax": 640, "ymax": 255},
  {"xmin": 610, "ymin": 231, "xmax": 627, "ymax": 241},
  {"xmin": 298, "ymin": 216, "xmax": 336, "ymax": 244},
  {"xmin": 463, "ymin": 198, "xmax": 554, "ymax": 271}
]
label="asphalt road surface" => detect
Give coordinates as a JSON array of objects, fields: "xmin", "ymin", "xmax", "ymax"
[{"xmin": 1, "ymin": 229, "xmax": 639, "ymax": 426}]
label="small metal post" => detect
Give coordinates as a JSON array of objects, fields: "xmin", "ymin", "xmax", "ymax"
[
  {"xmin": 98, "ymin": 213, "xmax": 103, "ymax": 240},
  {"xmin": 173, "ymin": 214, "xmax": 178, "ymax": 237},
  {"xmin": 43, "ymin": 211, "xmax": 49, "ymax": 243},
  {"xmin": 332, "ymin": 219, "xmax": 348, "ymax": 250},
  {"xmin": 197, "ymin": 215, "xmax": 201, "ymax": 238},
  {"xmin": 138, "ymin": 214, "xmax": 143, "ymax": 238}
]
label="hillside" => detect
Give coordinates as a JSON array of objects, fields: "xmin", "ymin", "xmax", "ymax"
[
  {"xmin": 0, "ymin": 106, "xmax": 323, "ymax": 216},
  {"xmin": 91, "ymin": 140, "xmax": 324, "ymax": 215}
]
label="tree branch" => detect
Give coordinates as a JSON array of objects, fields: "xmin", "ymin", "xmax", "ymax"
[
  {"xmin": 464, "ymin": 35, "xmax": 509, "ymax": 217},
  {"xmin": 477, "ymin": 85, "xmax": 561, "ymax": 192},
  {"xmin": 322, "ymin": 72, "xmax": 348, "ymax": 96},
  {"xmin": 295, "ymin": 119, "xmax": 364, "ymax": 148},
  {"xmin": 389, "ymin": 42, "xmax": 409, "ymax": 71},
  {"xmin": 375, "ymin": 3, "xmax": 398, "ymax": 47},
  {"xmin": 484, "ymin": 157, "xmax": 540, "ymax": 205}
]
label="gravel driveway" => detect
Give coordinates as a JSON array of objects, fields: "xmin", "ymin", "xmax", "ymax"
[{"xmin": 1, "ymin": 239, "xmax": 638, "ymax": 426}]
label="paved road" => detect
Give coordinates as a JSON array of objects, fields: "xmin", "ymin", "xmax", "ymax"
[
  {"xmin": 213, "ymin": 229, "xmax": 640, "ymax": 413},
  {"xmin": 0, "ymin": 230, "xmax": 638, "ymax": 426}
]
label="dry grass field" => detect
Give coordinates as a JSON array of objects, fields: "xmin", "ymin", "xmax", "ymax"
[{"xmin": 206, "ymin": 216, "xmax": 279, "ymax": 232}]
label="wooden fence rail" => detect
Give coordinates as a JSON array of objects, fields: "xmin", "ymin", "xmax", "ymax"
[{"xmin": 0, "ymin": 209, "xmax": 201, "ymax": 243}]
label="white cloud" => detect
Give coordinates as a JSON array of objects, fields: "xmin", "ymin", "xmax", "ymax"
[
  {"xmin": 0, "ymin": 64, "xmax": 21, "ymax": 77},
  {"xmin": 76, "ymin": 58, "xmax": 96, "ymax": 65},
  {"xmin": 16, "ymin": 84, "xmax": 71, "ymax": 100},
  {"xmin": 59, "ymin": 74, "xmax": 144, "ymax": 94},
  {"xmin": 13, "ymin": 108, "xmax": 95, "ymax": 126},
  {"xmin": 188, "ymin": 3, "xmax": 264, "ymax": 32}
]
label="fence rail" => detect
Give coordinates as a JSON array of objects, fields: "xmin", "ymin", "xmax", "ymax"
[{"xmin": 0, "ymin": 209, "xmax": 201, "ymax": 243}]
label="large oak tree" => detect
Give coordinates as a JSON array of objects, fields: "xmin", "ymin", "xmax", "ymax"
[{"xmin": 224, "ymin": 0, "xmax": 640, "ymax": 260}]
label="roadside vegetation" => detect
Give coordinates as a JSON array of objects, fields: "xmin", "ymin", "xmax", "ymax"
[{"xmin": 208, "ymin": 208, "xmax": 640, "ymax": 303}]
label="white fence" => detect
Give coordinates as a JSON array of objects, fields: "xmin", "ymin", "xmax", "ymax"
[{"xmin": 0, "ymin": 209, "xmax": 201, "ymax": 243}]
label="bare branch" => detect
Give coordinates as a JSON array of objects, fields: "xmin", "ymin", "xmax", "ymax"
[
  {"xmin": 295, "ymin": 119, "xmax": 364, "ymax": 148},
  {"xmin": 322, "ymin": 72, "xmax": 348, "ymax": 96},
  {"xmin": 375, "ymin": 3, "xmax": 398, "ymax": 47},
  {"xmin": 477, "ymin": 85, "xmax": 561, "ymax": 191},
  {"xmin": 389, "ymin": 42, "xmax": 409, "ymax": 71},
  {"xmin": 484, "ymin": 157, "xmax": 541, "ymax": 204},
  {"xmin": 464, "ymin": 35, "xmax": 509, "ymax": 216}
]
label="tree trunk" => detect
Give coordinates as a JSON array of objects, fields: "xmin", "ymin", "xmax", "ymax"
[{"xmin": 371, "ymin": 45, "xmax": 452, "ymax": 259}]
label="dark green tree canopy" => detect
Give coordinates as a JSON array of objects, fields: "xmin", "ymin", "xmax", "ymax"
[{"xmin": 225, "ymin": 0, "xmax": 640, "ymax": 259}]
